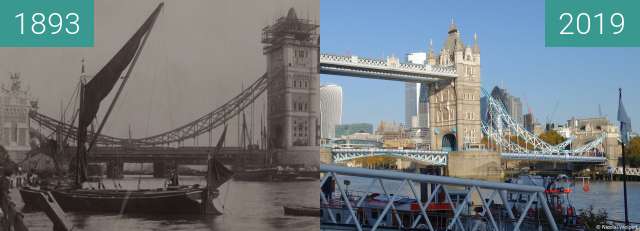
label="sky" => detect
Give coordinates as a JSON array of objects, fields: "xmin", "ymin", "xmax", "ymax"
[
  {"xmin": 0, "ymin": 0, "xmax": 318, "ymax": 144},
  {"xmin": 320, "ymin": 0, "xmax": 639, "ymax": 131}
]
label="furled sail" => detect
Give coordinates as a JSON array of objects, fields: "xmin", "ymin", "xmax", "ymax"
[
  {"xmin": 75, "ymin": 3, "xmax": 164, "ymax": 185},
  {"xmin": 207, "ymin": 125, "xmax": 234, "ymax": 190}
]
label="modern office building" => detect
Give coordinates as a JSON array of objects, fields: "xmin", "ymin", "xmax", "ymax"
[
  {"xmin": 320, "ymin": 84, "xmax": 343, "ymax": 138},
  {"xmin": 404, "ymin": 83, "xmax": 417, "ymax": 127},
  {"xmin": 490, "ymin": 86, "xmax": 523, "ymax": 125},
  {"xmin": 524, "ymin": 113, "xmax": 534, "ymax": 132},
  {"xmin": 405, "ymin": 52, "xmax": 430, "ymax": 129}
]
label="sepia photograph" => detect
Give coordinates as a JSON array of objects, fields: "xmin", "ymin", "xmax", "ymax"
[
  {"xmin": 1, "ymin": 0, "xmax": 639, "ymax": 231},
  {"xmin": 0, "ymin": 0, "xmax": 319, "ymax": 230}
]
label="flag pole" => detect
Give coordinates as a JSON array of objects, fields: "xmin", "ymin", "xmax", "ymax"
[{"xmin": 619, "ymin": 88, "xmax": 629, "ymax": 226}]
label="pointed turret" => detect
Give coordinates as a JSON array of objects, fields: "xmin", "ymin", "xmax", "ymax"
[
  {"xmin": 448, "ymin": 18, "xmax": 458, "ymax": 34},
  {"xmin": 455, "ymin": 39, "xmax": 464, "ymax": 51},
  {"xmin": 472, "ymin": 33, "xmax": 481, "ymax": 64},
  {"xmin": 287, "ymin": 7, "xmax": 298, "ymax": 20},
  {"xmin": 427, "ymin": 38, "xmax": 436, "ymax": 65},
  {"xmin": 472, "ymin": 33, "xmax": 480, "ymax": 54}
]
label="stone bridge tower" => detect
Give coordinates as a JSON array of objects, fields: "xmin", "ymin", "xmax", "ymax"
[
  {"xmin": 428, "ymin": 22, "xmax": 481, "ymax": 151},
  {"xmin": 262, "ymin": 8, "xmax": 320, "ymax": 167}
]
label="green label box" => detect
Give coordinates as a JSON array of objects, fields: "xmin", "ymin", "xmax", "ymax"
[
  {"xmin": 545, "ymin": 0, "xmax": 640, "ymax": 47},
  {"xmin": 0, "ymin": 0, "xmax": 94, "ymax": 47}
]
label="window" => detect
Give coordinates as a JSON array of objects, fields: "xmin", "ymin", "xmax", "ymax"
[
  {"xmin": 18, "ymin": 128, "xmax": 26, "ymax": 146},
  {"xmin": 371, "ymin": 209, "xmax": 379, "ymax": 219},
  {"xmin": 11, "ymin": 122, "xmax": 17, "ymax": 143},
  {"xmin": 295, "ymin": 49, "xmax": 307, "ymax": 65}
]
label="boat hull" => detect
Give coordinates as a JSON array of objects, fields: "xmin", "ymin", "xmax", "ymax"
[
  {"xmin": 283, "ymin": 205, "xmax": 320, "ymax": 217},
  {"xmin": 19, "ymin": 187, "xmax": 219, "ymax": 214}
]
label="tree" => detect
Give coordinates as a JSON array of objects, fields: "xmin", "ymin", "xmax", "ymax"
[
  {"xmin": 625, "ymin": 136, "xmax": 640, "ymax": 167},
  {"xmin": 539, "ymin": 130, "xmax": 566, "ymax": 145},
  {"xmin": 625, "ymin": 136, "xmax": 640, "ymax": 155}
]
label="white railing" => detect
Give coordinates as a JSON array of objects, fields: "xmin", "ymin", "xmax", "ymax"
[
  {"xmin": 331, "ymin": 148, "xmax": 448, "ymax": 165},
  {"xmin": 613, "ymin": 167, "xmax": 640, "ymax": 176},
  {"xmin": 320, "ymin": 53, "xmax": 457, "ymax": 77},
  {"xmin": 320, "ymin": 164, "xmax": 559, "ymax": 231},
  {"xmin": 482, "ymin": 89, "xmax": 607, "ymax": 161}
]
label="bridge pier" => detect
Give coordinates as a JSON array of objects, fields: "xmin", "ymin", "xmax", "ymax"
[
  {"xmin": 106, "ymin": 161, "xmax": 123, "ymax": 179},
  {"xmin": 153, "ymin": 161, "xmax": 177, "ymax": 178},
  {"xmin": 446, "ymin": 151, "xmax": 503, "ymax": 180},
  {"xmin": 418, "ymin": 166, "xmax": 443, "ymax": 203}
]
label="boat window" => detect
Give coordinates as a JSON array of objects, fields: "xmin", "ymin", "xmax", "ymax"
[
  {"xmin": 371, "ymin": 208, "xmax": 379, "ymax": 219},
  {"xmin": 335, "ymin": 213, "xmax": 341, "ymax": 223}
]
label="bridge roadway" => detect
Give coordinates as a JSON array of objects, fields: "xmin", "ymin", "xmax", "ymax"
[
  {"xmin": 319, "ymin": 53, "xmax": 457, "ymax": 82},
  {"xmin": 69, "ymin": 146, "xmax": 266, "ymax": 178},
  {"xmin": 88, "ymin": 146, "xmax": 265, "ymax": 165}
]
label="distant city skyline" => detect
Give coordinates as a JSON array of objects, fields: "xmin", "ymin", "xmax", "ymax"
[{"xmin": 321, "ymin": 0, "xmax": 638, "ymax": 131}]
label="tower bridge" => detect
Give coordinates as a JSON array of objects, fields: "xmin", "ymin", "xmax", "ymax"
[{"xmin": 321, "ymin": 21, "xmax": 611, "ymax": 171}]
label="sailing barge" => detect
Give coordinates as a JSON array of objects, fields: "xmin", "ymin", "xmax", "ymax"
[{"xmin": 20, "ymin": 2, "xmax": 233, "ymax": 215}]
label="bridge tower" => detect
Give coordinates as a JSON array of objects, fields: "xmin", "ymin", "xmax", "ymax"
[
  {"xmin": 262, "ymin": 8, "xmax": 320, "ymax": 166},
  {"xmin": 428, "ymin": 21, "xmax": 481, "ymax": 151}
]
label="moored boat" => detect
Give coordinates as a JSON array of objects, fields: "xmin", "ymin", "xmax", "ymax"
[
  {"xmin": 19, "ymin": 2, "xmax": 233, "ymax": 215},
  {"xmin": 20, "ymin": 186, "xmax": 219, "ymax": 214}
]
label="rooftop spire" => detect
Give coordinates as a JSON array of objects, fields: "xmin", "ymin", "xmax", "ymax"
[
  {"xmin": 287, "ymin": 7, "xmax": 298, "ymax": 20},
  {"xmin": 448, "ymin": 17, "xmax": 458, "ymax": 34},
  {"xmin": 428, "ymin": 38, "xmax": 435, "ymax": 59},
  {"xmin": 472, "ymin": 32, "xmax": 480, "ymax": 54}
]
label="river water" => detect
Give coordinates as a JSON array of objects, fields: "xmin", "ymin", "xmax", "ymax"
[
  {"xmin": 17, "ymin": 175, "xmax": 319, "ymax": 231},
  {"xmin": 337, "ymin": 175, "xmax": 640, "ymax": 223}
]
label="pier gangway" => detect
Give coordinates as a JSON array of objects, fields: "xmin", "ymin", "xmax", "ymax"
[{"xmin": 320, "ymin": 164, "xmax": 560, "ymax": 231}]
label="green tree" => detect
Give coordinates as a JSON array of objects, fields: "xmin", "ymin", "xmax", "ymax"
[
  {"xmin": 539, "ymin": 130, "xmax": 566, "ymax": 145},
  {"xmin": 624, "ymin": 136, "xmax": 640, "ymax": 167}
]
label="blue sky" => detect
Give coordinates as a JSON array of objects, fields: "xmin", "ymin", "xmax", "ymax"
[{"xmin": 321, "ymin": 0, "xmax": 639, "ymax": 130}]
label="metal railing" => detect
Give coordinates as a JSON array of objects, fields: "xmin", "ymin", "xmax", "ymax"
[
  {"xmin": 331, "ymin": 148, "xmax": 448, "ymax": 166},
  {"xmin": 482, "ymin": 89, "xmax": 607, "ymax": 162},
  {"xmin": 320, "ymin": 164, "xmax": 559, "ymax": 231}
]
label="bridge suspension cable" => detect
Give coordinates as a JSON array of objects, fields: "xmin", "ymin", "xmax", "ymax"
[
  {"xmin": 481, "ymin": 89, "xmax": 606, "ymax": 157},
  {"xmin": 30, "ymin": 73, "xmax": 268, "ymax": 146}
]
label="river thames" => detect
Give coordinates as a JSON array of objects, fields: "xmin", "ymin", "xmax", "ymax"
[{"xmin": 17, "ymin": 175, "xmax": 319, "ymax": 231}]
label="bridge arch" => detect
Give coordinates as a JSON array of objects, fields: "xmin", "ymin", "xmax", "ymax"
[
  {"xmin": 334, "ymin": 153, "xmax": 444, "ymax": 166},
  {"xmin": 331, "ymin": 148, "xmax": 448, "ymax": 166},
  {"xmin": 442, "ymin": 133, "xmax": 457, "ymax": 152}
]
